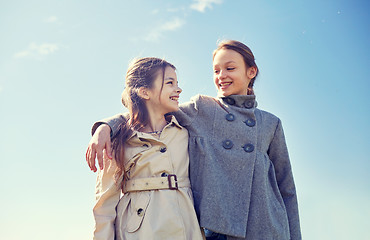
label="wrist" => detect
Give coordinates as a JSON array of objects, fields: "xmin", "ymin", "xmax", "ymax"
[{"xmin": 97, "ymin": 123, "xmax": 112, "ymax": 136}]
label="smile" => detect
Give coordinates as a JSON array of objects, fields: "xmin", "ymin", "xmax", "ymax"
[
  {"xmin": 170, "ymin": 96, "xmax": 179, "ymax": 101},
  {"xmin": 219, "ymin": 82, "xmax": 232, "ymax": 87}
]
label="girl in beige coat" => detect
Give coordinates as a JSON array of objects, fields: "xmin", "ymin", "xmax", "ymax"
[{"xmin": 93, "ymin": 57, "xmax": 204, "ymax": 240}]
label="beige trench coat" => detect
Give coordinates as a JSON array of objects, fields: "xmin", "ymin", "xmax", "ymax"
[{"xmin": 93, "ymin": 116, "xmax": 204, "ymax": 240}]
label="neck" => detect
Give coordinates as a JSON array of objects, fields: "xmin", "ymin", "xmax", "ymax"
[{"xmin": 141, "ymin": 106, "xmax": 167, "ymax": 133}]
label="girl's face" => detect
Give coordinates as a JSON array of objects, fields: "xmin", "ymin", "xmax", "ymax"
[
  {"xmin": 213, "ymin": 48, "xmax": 256, "ymax": 97},
  {"xmin": 146, "ymin": 66, "xmax": 182, "ymax": 114}
]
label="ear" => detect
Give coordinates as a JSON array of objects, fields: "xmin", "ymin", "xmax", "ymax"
[
  {"xmin": 247, "ymin": 66, "xmax": 257, "ymax": 79},
  {"xmin": 137, "ymin": 87, "xmax": 150, "ymax": 100}
]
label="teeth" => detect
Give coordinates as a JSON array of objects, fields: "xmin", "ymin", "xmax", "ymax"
[{"xmin": 219, "ymin": 82, "xmax": 231, "ymax": 87}]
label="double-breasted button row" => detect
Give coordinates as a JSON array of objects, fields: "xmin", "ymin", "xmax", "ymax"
[
  {"xmin": 224, "ymin": 97, "xmax": 254, "ymax": 109},
  {"xmin": 225, "ymin": 113, "xmax": 255, "ymax": 127},
  {"xmin": 222, "ymin": 139, "xmax": 255, "ymax": 152}
]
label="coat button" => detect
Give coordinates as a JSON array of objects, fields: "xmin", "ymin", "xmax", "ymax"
[
  {"xmin": 243, "ymin": 144, "xmax": 254, "ymax": 152},
  {"xmin": 244, "ymin": 119, "xmax": 256, "ymax": 127},
  {"xmin": 225, "ymin": 113, "xmax": 235, "ymax": 121},
  {"xmin": 243, "ymin": 100, "xmax": 253, "ymax": 109},
  {"xmin": 222, "ymin": 140, "xmax": 234, "ymax": 149},
  {"xmin": 160, "ymin": 147, "xmax": 167, "ymax": 153},
  {"xmin": 224, "ymin": 97, "xmax": 235, "ymax": 105},
  {"xmin": 161, "ymin": 172, "xmax": 168, "ymax": 177},
  {"xmin": 137, "ymin": 208, "xmax": 144, "ymax": 216}
]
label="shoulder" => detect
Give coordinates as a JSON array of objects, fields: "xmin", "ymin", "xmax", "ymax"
[
  {"xmin": 258, "ymin": 108, "xmax": 280, "ymax": 121},
  {"xmin": 179, "ymin": 94, "xmax": 217, "ymax": 112},
  {"xmin": 256, "ymin": 108, "xmax": 282, "ymax": 130},
  {"xmin": 255, "ymin": 109, "xmax": 287, "ymax": 145},
  {"xmin": 189, "ymin": 94, "xmax": 214, "ymax": 103},
  {"xmin": 189, "ymin": 94, "xmax": 217, "ymax": 108}
]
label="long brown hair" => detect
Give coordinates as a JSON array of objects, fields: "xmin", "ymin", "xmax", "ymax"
[
  {"xmin": 213, "ymin": 40, "xmax": 259, "ymax": 95},
  {"xmin": 112, "ymin": 57, "xmax": 176, "ymax": 182}
]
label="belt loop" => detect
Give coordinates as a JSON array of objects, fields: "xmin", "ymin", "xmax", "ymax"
[{"xmin": 167, "ymin": 174, "xmax": 178, "ymax": 190}]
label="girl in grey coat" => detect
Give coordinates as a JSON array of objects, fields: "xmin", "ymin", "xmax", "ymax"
[{"xmin": 87, "ymin": 40, "xmax": 301, "ymax": 239}]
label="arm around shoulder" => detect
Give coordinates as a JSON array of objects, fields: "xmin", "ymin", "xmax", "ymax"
[
  {"xmin": 87, "ymin": 113, "xmax": 128, "ymax": 172},
  {"xmin": 92, "ymin": 113, "xmax": 129, "ymax": 137},
  {"xmin": 176, "ymin": 94, "xmax": 211, "ymax": 126}
]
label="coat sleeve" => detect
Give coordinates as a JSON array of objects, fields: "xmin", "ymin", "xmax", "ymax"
[
  {"xmin": 93, "ymin": 157, "xmax": 122, "ymax": 240},
  {"xmin": 174, "ymin": 95, "xmax": 202, "ymax": 127},
  {"xmin": 268, "ymin": 120, "xmax": 301, "ymax": 240},
  {"xmin": 91, "ymin": 113, "xmax": 129, "ymax": 137}
]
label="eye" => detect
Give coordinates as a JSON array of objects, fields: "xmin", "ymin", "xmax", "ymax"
[
  {"xmin": 227, "ymin": 67, "xmax": 235, "ymax": 71},
  {"xmin": 214, "ymin": 69, "xmax": 220, "ymax": 74},
  {"xmin": 166, "ymin": 80, "xmax": 173, "ymax": 85}
]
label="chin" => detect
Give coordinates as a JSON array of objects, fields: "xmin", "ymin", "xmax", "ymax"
[
  {"xmin": 168, "ymin": 106, "xmax": 179, "ymax": 113},
  {"xmin": 217, "ymin": 91, "xmax": 228, "ymax": 97}
]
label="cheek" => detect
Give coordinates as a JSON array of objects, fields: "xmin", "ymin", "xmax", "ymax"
[{"xmin": 213, "ymin": 75, "xmax": 218, "ymax": 85}]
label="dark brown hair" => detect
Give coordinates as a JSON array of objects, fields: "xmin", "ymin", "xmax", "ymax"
[
  {"xmin": 213, "ymin": 40, "xmax": 259, "ymax": 95},
  {"xmin": 112, "ymin": 57, "xmax": 176, "ymax": 182}
]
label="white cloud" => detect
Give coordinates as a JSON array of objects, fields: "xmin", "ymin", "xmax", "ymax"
[
  {"xmin": 14, "ymin": 43, "xmax": 59, "ymax": 59},
  {"xmin": 142, "ymin": 1, "xmax": 223, "ymax": 42},
  {"xmin": 13, "ymin": 51, "xmax": 30, "ymax": 58},
  {"xmin": 162, "ymin": 18, "xmax": 185, "ymax": 31},
  {"xmin": 145, "ymin": 18, "xmax": 185, "ymax": 42},
  {"xmin": 190, "ymin": 0, "xmax": 223, "ymax": 13},
  {"xmin": 45, "ymin": 16, "xmax": 58, "ymax": 23}
]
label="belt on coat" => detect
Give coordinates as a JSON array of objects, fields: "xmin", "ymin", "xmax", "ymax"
[{"xmin": 123, "ymin": 174, "xmax": 191, "ymax": 193}]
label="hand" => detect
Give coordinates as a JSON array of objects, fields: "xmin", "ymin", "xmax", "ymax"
[{"xmin": 86, "ymin": 124, "xmax": 112, "ymax": 172}]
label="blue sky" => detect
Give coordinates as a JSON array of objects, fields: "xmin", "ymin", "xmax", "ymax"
[{"xmin": 0, "ymin": 0, "xmax": 369, "ymax": 239}]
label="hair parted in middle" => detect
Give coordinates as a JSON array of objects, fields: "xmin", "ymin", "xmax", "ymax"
[{"xmin": 112, "ymin": 57, "xmax": 176, "ymax": 183}]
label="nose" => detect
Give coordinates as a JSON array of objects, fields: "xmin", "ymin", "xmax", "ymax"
[
  {"xmin": 219, "ymin": 70, "xmax": 227, "ymax": 79},
  {"xmin": 176, "ymin": 86, "xmax": 182, "ymax": 94}
]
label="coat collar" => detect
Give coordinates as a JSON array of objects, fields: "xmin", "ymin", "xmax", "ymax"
[
  {"xmin": 128, "ymin": 114, "xmax": 182, "ymax": 140},
  {"xmin": 218, "ymin": 94, "xmax": 257, "ymax": 109},
  {"xmin": 165, "ymin": 114, "xmax": 183, "ymax": 129}
]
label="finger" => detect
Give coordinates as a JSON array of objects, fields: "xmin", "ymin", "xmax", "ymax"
[
  {"xmin": 85, "ymin": 148, "xmax": 89, "ymax": 164},
  {"xmin": 97, "ymin": 149, "xmax": 104, "ymax": 170},
  {"xmin": 106, "ymin": 141, "xmax": 113, "ymax": 159},
  {"xmin": 86, "ymin": 148, "xmax": 93, "ymax": 172},
  {"xmin": 90, "ymin": 147, "xmax": 97, "ymax": 172}
]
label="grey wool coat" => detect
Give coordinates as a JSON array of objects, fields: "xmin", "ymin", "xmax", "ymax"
[{"xmin": 93, "ymin": 94, "xmax": 301, "ymax": 240}]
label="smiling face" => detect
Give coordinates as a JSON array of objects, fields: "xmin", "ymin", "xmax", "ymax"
[
  {"xmin": 213, "ymin": 48, "xmax": 256, "ymax": 97},
  {"xmin": 146, "ymin": 66, "xmax": 182, "ymax": 115}
]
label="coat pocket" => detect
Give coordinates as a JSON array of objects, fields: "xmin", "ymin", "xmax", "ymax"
[{"xmin": 126, "ymin": 191, "xmax": 151, "ymax": 233}]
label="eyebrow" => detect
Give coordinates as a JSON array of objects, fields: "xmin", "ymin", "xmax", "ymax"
[
  {"xmin": 164, "ymin": 77, "xmax": 176, "ymax": 81},
  {"xmin": 213, "ymin": 60, "xmax": 237, "ymax": 67},
  {"xmin": 223, "ymin": 61, "xmax": 237, "ymax": 65}
]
